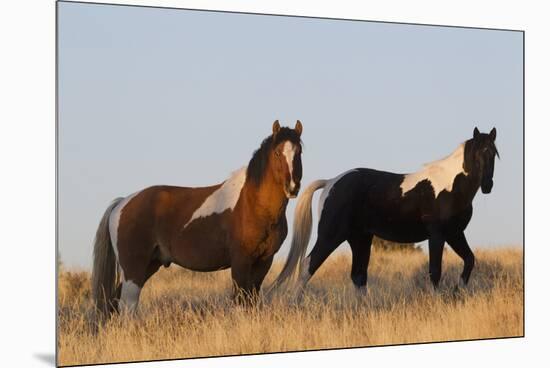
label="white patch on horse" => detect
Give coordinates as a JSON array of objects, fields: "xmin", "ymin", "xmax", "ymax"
[
  {"xmin": 119, "ymin": 280, "xmax": 141, "ymax": 314},
  {"xmin": 282, "ymin": 141, "xmax": 297, "ymax": 190},
  {"xmin": 184, "ymin": 167, "xmax": 247, "ymax": 228},
  {"xmin": 108, "ymin": 191, "xmax": 141, "ymax": 280},
  {"xmin": 400, "ymin": 143, "xmax": 467, "ymax": 198},
  {"xmin": 318, "ymin": 169, "xmax": 358, "ymax": 218}
]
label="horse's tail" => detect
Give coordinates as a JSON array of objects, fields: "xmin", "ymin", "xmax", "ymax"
[
  {"xmin": 91, "ymin": 197, "xmax": 124, "ymax": 317},
  {"xmin": 272, "ymin": 179, "xmax": 328, "ymax": 289}
]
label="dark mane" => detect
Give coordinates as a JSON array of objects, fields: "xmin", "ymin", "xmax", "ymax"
[{"xmin": 246, "ymin": 127, "xmax": 302, "ymax": 186}]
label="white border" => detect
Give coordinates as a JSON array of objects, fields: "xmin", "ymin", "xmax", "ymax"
[{"xmin": 1, "ymin": 1, "xmax": 548, "ymax": 367}]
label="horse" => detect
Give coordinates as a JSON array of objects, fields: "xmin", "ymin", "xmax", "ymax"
[
  {"xmin": 274, "ymin": 127, "xmax": 498, "ymax": 293},
  {"xmin": 91, "ymin": 120, "xmax": 303, "ymax": 315}
]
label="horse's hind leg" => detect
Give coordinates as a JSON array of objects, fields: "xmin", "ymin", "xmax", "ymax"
[
  {"xmin": 119, "ymin": 280, "xmax": 142, "ymax": 314},
  {"xmin": 119, "ymin": 256, "xmax": 162, "ymax": 314},
  {"xmin": 446, "ymin": 231, "xmax": 475, "ymax": 287},
  {"xmin": 299, "ymin": 234, "xmax": 346, "ymax": 288},
  {"xmin": 348, "ymin": 232, "xmax": 374, "ymax": 290}
]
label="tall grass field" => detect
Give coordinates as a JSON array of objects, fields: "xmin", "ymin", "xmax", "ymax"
[{"xmin": 57, "ymin": 247, "xmax": 523, "ymax": 366}]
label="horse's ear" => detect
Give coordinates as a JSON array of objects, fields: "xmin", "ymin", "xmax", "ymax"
[
  {"xmin": 489, "ymin": 127, "xmax": 497, "ymax": 141},
  {"xmin": 295, "ymin": 120, "xmax": 303, "ymax": 137},
  {"xmin": 473, "ymin": 127, "xmax": 480, "ymax": 139},
  {"xmin": 272, "ymin": 120, "xmax": 281, "ymax": 136}
]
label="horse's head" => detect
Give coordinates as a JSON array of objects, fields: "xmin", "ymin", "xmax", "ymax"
[
  {"xmin": 270, "ymin": 120, "xmax": 303, "ymax": 198},
  {"xmin": 471, "ymin": 127, "xmax": 499, "ymax": 194}
]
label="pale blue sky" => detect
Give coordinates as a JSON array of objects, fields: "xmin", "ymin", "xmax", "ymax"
[{"xmin": 58, "ymin": 2, "xmax": 523, "ymax": 269}]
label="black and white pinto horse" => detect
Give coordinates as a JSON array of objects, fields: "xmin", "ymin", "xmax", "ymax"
[{"xmin": 274, "ymin": 128, "xmax": 499, "ymax": 292}]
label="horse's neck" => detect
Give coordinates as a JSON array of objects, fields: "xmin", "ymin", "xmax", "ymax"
[
  {"xmin": 459, "ymin": 173, "xmax": 482, "ymax": 204},
  {"xmin": 242, "ymin": 172, "xmax": 287, "ymax": 223}
]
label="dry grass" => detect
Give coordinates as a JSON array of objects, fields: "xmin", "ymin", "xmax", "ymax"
[{"xmin": 57, "ymin": 247, "xmax": 523, "ymax": 366}]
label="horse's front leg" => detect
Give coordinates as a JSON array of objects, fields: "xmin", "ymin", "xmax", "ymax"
[
  {"xmin": 446, "ymin": 231, "xmax": 475, "ymax": 288},
  {"xmin": 230, "ymin": 255, "xmax": 254, "ymax": 305},
  {"xmin": 250, "ymin": 256, "xmax": 274, "ymax": 294}
]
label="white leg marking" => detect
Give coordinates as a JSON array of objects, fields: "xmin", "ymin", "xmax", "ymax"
[
  {"xmin": 184, "ymin": 167, "xmax": 247, "ymax": 228},
  {"xmin": 401, "ymin": 143, "xmax": 468, "ymax": 198},
  {"xmin": 282, "ymin": 141, "xmax": 297, "ymax": 190},
  {"xmin": 318, "ymin": 170, "xmax": 358, "ymax": 218},
  {"xmin": 119, "ymin": 280, "xmax": 141, "ymax": 314}
]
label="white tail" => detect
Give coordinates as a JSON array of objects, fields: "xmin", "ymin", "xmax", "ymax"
[{"xmin": 271, "ymin": 179, "xmax": 327, "ymax": 289}]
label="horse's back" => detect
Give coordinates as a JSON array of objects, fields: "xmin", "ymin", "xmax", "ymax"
[
  {"xmin": 112, "ymin": 184, "xmax": 223, "ymax": 259},
  {"xmin": 335, "ymin": 168, "xmax": 473, "ymax": 242},
  {"xmin": 117, "ymin": 184, "xmax": 221, "ymax": 226},
  {"xmin": 316, "ymin": 169, "xmax": 402, "ymax": 229},
  {"xmin": 317, "ymin": 168, "xmax": 432, "ymax": 242},
  {"xmin": 322, "ymin": 168, "xmax": 405, "ymax": 208}
]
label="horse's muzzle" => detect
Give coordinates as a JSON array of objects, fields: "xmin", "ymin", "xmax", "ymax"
[
  {"xmin": 481, "ymin": 179, "xmax": 493, "ymax": 194},
  {"xmin": 286, "ymin": 183, "xmax": 300, "ymax": 198}
]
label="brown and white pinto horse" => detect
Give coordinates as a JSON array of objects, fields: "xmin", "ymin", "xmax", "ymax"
[{"xmin": 91, "ymin": 120, "xmax": 303, "ymax": 315}]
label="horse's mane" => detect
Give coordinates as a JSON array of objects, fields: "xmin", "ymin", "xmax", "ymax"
[{"xmin": 246, "ymin": 127, "xmax": 302, "ymax": 186}]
